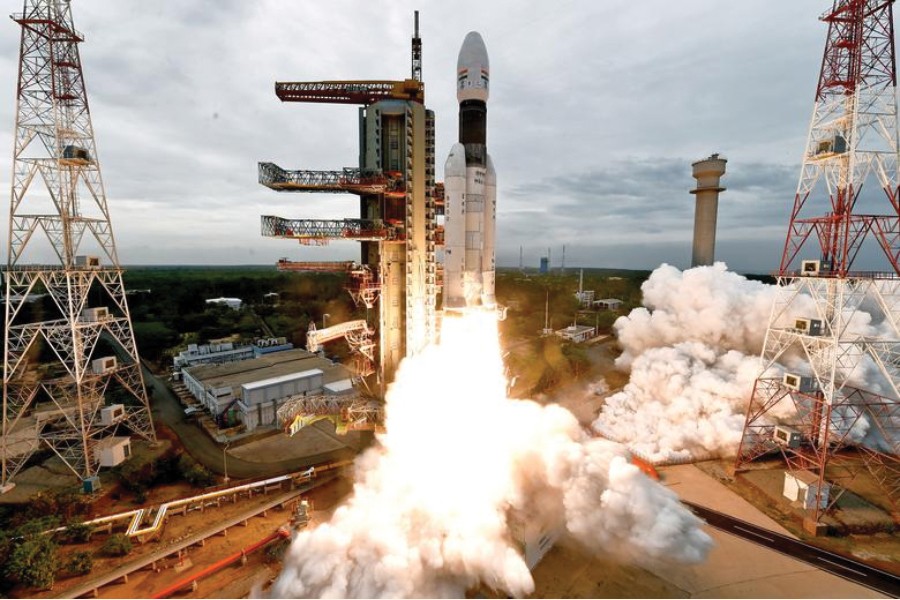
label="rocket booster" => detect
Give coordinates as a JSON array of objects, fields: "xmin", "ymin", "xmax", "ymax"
[{"xmin": 444, "ymin": 31, "xmax": 496, "ymax": 311}]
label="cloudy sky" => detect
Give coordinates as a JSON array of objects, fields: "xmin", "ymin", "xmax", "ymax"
[{"xmin": 0, "ymin": 1, "xmax": 841, "ymax": 272}]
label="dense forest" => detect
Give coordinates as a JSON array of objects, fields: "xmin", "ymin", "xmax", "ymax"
[{"xmin": 120, "ymin": 266, "xmax": 358, "ymax": 366}]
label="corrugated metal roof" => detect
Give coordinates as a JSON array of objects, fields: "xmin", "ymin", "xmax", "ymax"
[
  {"xmin": 242, "ymin": 368, "xmax": 324, "ymax": 391},
  {"xmin": 185, "ymin": 347, "xmax": 348, "ymax": 390}
]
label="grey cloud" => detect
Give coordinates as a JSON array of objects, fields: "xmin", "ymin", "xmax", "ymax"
[{"xmin": 0, "ymin": 1, "xmax": 853, "ymax": 271}]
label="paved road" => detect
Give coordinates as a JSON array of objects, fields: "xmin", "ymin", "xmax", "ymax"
[
  {"xmin": 684, "ymin": 501, "xmax": 900, "ymax": 597},
  {"xmin": 141, "ymin": 362, "xmax": 356, "ymax": 480}
]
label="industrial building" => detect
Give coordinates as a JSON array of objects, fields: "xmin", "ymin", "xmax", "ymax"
[
  {"xmin": 181, "ymin": 348, "xmax": 351, "ymax": 432},
  {"xmin": 574, "ymin": 290, "xmax": 595, "ymax": 308},
  {"xmin": 555, "ymin": 324, "xmax": 596, "ymax": 344},
  {"xmin": 593, "ymin": 298, "xmax": 623, "ymax": 311},
  {"xmin": 205, "ymin": 297, "xmax": 243, "ymax": 310},
  {"xmin": 173, "ymin": 337, "xmax": 294, "ymax": 372}
]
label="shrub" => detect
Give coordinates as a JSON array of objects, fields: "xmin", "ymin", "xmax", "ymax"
[
  {"xmin": 62, "ymin": 522, "xmax": 94, "ymax": 544},
  {"xmin": 5, "ymin": 535, "xmax": 57, "ymax": 590},
  {"xmin": 178, "ymin": 454, "xmax": 216, "ymax": 488},
  {"xmin": 264, "ymin": 538, "xmax": 290, "ymax": 564},
  {"xmin": 65, "ymin": 551, "xmax": 93, "ymax": 576},
  {"xmin": 101, "ymin": 534, "xmax": 132, "ymax": 557}
]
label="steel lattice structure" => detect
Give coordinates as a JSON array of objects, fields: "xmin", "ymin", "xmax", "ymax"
[
  {"xmin": 261, "ymin": 216, "xmax": 395, "ymax": 243},
  {"xmin": 2, "ymin": 0, "xmax": 155, "ymax": 491},
  {"xmin": 276, "ymin": 393, "xmax": 384, "ymax": 436},
  {"xmin": 736, "ymin": 0, "xmax": 900, "ymax": 524},
  {"xmin": 275, "ymin": 80, "xmax": 424, "ymax": 105},
  {"xmin": 258, "ymin": 162, "xmax": 395, "ymax": 195}
]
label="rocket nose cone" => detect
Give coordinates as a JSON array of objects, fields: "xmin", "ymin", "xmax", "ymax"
[
  {"xmin": 457, "ymin": 32, "xmax": 489, "ymax": 71},
  {"xmin": 457, "ymin": 31, "xmax": 489, "ymax": 103}
]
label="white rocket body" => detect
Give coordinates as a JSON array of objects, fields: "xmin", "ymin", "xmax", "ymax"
[{"xmin": 444, "ymin": 32, "xmax": 496, "ymax": 311}]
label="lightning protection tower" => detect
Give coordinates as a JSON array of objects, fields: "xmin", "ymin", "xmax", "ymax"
[
  {"xmin": 2, "ymin": 0, "xmax": 155, "ymax": 492},
  {"xmin": 736, "ymin": 0, "xmax": 900, "ymax": 528}
]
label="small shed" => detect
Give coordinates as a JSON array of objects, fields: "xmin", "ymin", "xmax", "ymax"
[
  {"xmin": 93, "ymin": 437, "xmax": 131, "ymax": 467},
  {"xmin": 783, "ymin": 470, "xmax": 830, "ymax": 509}
]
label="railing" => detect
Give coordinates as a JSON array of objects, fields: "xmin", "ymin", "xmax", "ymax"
[
  {"xmin": 275, "ymin": 80, "xmax": 424, "ymax": 104},
  {"xmin": 781, "ymin": 270, "xmax": 900, "ymax": 280}
]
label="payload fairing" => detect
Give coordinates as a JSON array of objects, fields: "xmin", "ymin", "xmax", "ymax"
[{"xmin": 444, "ymin": 32, "xmax": 496, "ymax": 311}]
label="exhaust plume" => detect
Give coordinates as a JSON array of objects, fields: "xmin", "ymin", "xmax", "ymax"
[
  {"xmin": 593, "ymin": 262, "xmax": 893, "ymax": 462},
  {"xmin": 271, "ymin": 310, "xmax": 711, "ymax": 598}
]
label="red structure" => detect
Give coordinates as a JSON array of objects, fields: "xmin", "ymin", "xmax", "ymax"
[
  {"xmin": 736, "ymin": 0, "xmax": 900, "ymax": 528},
  {"xmin": 780, "ymin": 0, "xmax": 899, "ymax": 277}
]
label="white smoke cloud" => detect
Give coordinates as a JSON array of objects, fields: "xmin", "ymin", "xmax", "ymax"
[
  {"xmin": 270, "ymin": 311, "xmax": 712, "ymax": 598},
  {"xmin": 593, "ymin": 262, "xmax": 897, "ymax": 462},
  {"xmin": 613, "ymin": 263, "xmax": 792, "ymax": 369},
  {"xmin": 593, "ymin": 263, "xmax": 792, "ymax": 462},
  {"xmin": 595, "ymin": 342, "xmax": 761, "ymax": 462}
]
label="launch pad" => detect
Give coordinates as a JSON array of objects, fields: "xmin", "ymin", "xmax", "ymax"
[
  {"xmin": 260, "ymin": 13, "xmax": 438, "ymax": 400},
  {"xmin": 259, "ymin": 15, "xmax": 501, "ymax": 411}
]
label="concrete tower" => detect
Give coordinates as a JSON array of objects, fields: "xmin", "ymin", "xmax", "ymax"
[{"xmin": 690, "ymin": 153, "xmax": 727, "ymax": 267}]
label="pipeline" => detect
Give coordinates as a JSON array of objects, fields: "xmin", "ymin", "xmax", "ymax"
[
  {"xmin": 44, "ymin": 460, "xmax": 351, "ymax": 540},
  {"xmin": 150, "ymin": 527, "xmax": 291, "ymax": 599}
]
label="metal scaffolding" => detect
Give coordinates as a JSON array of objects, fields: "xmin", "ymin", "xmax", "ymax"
[
  {"xmin": 735, "ymin": 0, "xmax": 900, "ymax": 525},
  {"xmin": 260, "ymin": 216, "xmax": 394, "ymax": 243},
  {"xmin": 2, "ymin": 0, "xmax": 155, "ymax": 490}
]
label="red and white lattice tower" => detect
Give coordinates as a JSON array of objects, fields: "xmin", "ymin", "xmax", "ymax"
[
  {"xmin": 2, "ymin": 0, "xmax": 155, "ymax": 492},
  {"xmin": 736, "ymin": 0, "xmax": 900, "ymax": 524}
]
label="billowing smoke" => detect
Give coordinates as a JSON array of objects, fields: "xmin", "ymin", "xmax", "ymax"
[
  {"xmin": 592, "ymin": 262, "xmax": 895, "ymax": 462},
  {"xmin": 614, "ymin": 263, "xmax": 811, "ymax": 369},
  {"xmin": 271, "ymin": 311, "xmax": 712, "ymax": 598}
]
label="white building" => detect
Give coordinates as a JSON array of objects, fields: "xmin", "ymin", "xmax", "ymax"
[
  {"xmin": 509, "ymin": 511, "xmax": 564, "ymax": 570},
  {"xmin": 93, "ymin": 437, "xmax": 131, "ymax": 467},
  {"xmin": 173, "ymin": 338, "xmax": 294, "ymax": 372},
  {"xmin": 555, "ymin": 324, "xmax": 596, "ymax": 343},
  {"xmin": 206, "ymin": 297, "xmax": 243, "ymax": 310},
  {"xmin": 174, "ymin": 342, "xmax": 254, "ymax": 370},
  {"xmin": 593, "ymin": 298, "xmax": 623, "ymax": 311},
  {"xmin": 783, "ymin": 470, "xmax": 831, "ymax": 509},
  {"xmin": 181, "ymin": 348, "xmax": 351, "ymax": 432},
  {"xmin": 574, "ymin": 290, "xmax": 595, "ymax": 308}
]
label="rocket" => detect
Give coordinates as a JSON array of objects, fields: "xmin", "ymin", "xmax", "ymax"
[{"xmin": 443, "ymin": 31, "xmax": 496, "ymax": 311}]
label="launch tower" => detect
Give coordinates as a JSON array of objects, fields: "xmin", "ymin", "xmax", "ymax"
[
  {"xmin": 260, "ymin": 13, "xmax": 439, "ymax": 394},
  {"xmin": 2, "ymin": 0, "xmax": 156, "ymax": 491},
  {"xmin": 735, "ymin": 0, "xmax": 900, "ymax": 526}
]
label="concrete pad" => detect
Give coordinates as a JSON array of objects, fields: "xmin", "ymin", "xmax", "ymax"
[
  {"xmin": 661, "ymin": 463, "xmax": 794, "ymax": 536},
  {"xmin": 0, "ymin": 456, "xmax": 79, "ymax": 503},
  {"xmin": 648, "ymin": 464, "xmax": 886, "ymax": 598},
  {"xmin": 230, "ymin": 420, "xmax": 361, "ymax": 462},
  {"xmin": 649, "ymin": 526, "xmax": 884, "ymax": 598}
]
